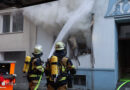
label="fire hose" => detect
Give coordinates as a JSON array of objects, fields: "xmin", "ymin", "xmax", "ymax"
[
  {"xmin": 117, "ymin": 80, "xmax": 130, "ymax": 90},
  {"xmin": 34, "ymin": 72, "xmax": 44, "ymax": 90}
]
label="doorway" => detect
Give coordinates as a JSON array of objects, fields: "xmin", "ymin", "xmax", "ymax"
[{"xmin": 118, "ymin": 23, "xmax": 130, "ymax": 81}]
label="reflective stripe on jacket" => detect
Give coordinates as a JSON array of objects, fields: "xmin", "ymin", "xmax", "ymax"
[{"xmin": 28, "ymin": 57, "xmax": 44, "ymax": 78}]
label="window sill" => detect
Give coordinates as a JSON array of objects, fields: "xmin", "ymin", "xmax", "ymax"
[{"xmin": 0, "ymin": 32, "xmax": 24, "ymax": 35}]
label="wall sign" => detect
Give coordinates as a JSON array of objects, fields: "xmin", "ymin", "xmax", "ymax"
[{"xmin": 106, "ymin": 0, "xmax": 130, "ymax": 17}]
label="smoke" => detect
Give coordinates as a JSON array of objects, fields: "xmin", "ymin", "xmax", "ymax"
[
  {"xmin": 23, "ymin": 0, "xmax": 94, "ymax": 35},
  {"xmin": 23, "ymin": 0, "xmax": 95, "ymax": 58},
  {"xmin": 56, "ymin": 0, "xmax": 87, "ymax": 26},
  {"xmin": 23, "ymin": 1, "xmax": 60, "ymax": 35}
]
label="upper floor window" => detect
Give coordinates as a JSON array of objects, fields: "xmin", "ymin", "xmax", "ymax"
[
  {"xmin": 12, "ymin": 12, "xmax": 23, "ymax": 32},
  {"xmin": 2, "ymin": 11, "xmax": 23, "ymax": 33},
  {"xmin": 3, "ymin": 15, "xmax": 10, "ymax": 33}
]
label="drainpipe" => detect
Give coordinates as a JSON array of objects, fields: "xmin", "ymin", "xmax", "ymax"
[{"xmin": 91, "ymin": 14, "xmax": 95, "ymax": 90}]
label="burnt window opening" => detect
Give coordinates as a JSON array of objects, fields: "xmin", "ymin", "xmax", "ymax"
[
  {"xmin": 76, "ymin": 34, "xmax": 90, "ymax": 55},
  {"xmin": 68, "ymin": 32, "xmax": 91, "ymax": 60},
  {"xmin": 73, "ymin": 75, "xmax": 86, "ymax": 86},
  {"xmin": 68, "ymin": 14, "xmax": 94, "ymax": 58},
  {"xmin": 77, "ymin": 42, "xmax": 91, "ymax": 55}
]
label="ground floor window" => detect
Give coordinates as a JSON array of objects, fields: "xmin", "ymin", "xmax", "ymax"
[{"xmin": 73, "ymin": 75, "xmax": 86, "ymax": 86}]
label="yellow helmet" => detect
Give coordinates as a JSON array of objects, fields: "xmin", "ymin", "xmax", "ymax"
[
  {"xmin": 34, "ymin": 45, "xmax": 43, "ymax": 54},
  {"xmin": 55, "ymin": 41, "xmax": 65, "ymax": 50}
]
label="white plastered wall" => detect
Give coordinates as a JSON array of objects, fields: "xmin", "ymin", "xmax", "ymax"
[
  {"xmin": 93, "ymin": 0, "xmax": 116, "ymax": 69},
  {"xmin": 0, "ymin": 9, "xmax": 36, "ymax": 56}
]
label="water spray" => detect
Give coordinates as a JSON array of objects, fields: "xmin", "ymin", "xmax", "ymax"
[{"xmin": 48, "ymin": 0, "xmax": 95, "ymax": 58}]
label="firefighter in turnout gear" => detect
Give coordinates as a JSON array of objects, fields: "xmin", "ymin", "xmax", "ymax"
[
  {"xmin": 45, "ymin": 41, "xmax": 76, "ymax": 90},
  {"xmin": 27, "ymin": 45, "xmax": 44, "ymax": 90}
]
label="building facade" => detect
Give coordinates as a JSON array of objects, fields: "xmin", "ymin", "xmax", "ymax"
[
  {"xmin": 23, "ymin": 0, "xmax": 120, "ymax": 89},
  {"xmin": 0, "ymin": 8, "xmax": 37, "ymax": 89},
  {"xmin": 1, "ymin": 0, "xmax": 130, "ymax": 90}
]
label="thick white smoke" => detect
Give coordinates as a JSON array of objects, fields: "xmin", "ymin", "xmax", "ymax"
[
  {"xmin": 23, "ymin": 0, "xmax": 94, "ymax": 35},
  {"xmin": 23, "ymin": 1, "xmax": 60, "ymax": 35},
  {"xmin": 56, "ymin": 0, "xmax": 87, "ymax": 26},
  {"xmin": 23, "ymin": 0, "xmax": 95, "ymax": 58}
]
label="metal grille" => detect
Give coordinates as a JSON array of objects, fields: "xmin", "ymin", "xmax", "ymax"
[
  {"xmin": 3, "ymin": 15, "xmax": 10, "ymax": 33},
  {"xmin": 73, "ymin": 75, "xmax": 86, "ymax": 86},
  {"xmin": 13, "ymin": 12, "xmax": 23, "ymax": 32}
]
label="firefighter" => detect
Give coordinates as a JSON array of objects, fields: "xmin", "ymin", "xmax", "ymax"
[
  {"xmin": 27, "ymin": 45, "xmax": 44, "ymax": 90},
  {"xmin": 45, "ymin": 41, "xmax": 76, "ymax": 90}
]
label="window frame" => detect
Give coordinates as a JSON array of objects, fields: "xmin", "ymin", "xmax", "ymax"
[
  {"xmin": 12, "ymin": 12, "xmax": 23, "ymax": 33},
  {"xmin": 0, "ymin": 11, "xmax": 24, "ymax": 34}
]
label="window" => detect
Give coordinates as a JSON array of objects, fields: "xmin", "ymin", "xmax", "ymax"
[
  {"xmin": 73, "ymin": 75, "xmax": 86, "ymax": 86},
  {"xmin": 3, "ymin": 15, "xmax": 10, "ymax": 33},
  {"xmin": 2, "ymin": 11, "xmax": 23, "ymax": 33},
  {"xmin": 13, "ymin": 12, "xmax": 23, "ymax": 32}
]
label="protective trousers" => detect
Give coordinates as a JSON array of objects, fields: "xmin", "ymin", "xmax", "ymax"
[
  {"xmin": 47, "ymin": 84, "xmax": 67, "ymax": 90},
  {"xmin": 29, "ymin": 80, "xmax": 38, "ymax": 90}
]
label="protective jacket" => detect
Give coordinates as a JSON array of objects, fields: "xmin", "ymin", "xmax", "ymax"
[
  {"xmin": 45, "ymin": 50, "xmax": 76, "ymax": 88},
  {"xmin": 27, "ymin": 53, "xmax": 44, "ymax": 81}
]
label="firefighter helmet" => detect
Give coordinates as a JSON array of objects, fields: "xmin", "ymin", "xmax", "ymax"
[
  {"xmin": 34, "ymin": 45, "xmax": 43, "ymax": 54},
  {"xmin": 55, "ymin": 41, "xmax": 65, "ymax": 50}
]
